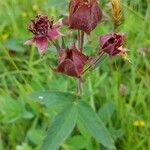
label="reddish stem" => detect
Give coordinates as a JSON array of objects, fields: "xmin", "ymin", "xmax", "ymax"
[
  {"xmin": 82, "ymin": 52, "xmax": 105, "ymax": 75},
  {"xmin": 50, "ymin": 39, "xmax": 60, "ymax": 51},
  {"xmin": 78, "ymin": 30, "xmax": 84, "ymax": 51},
  {"xmin": 80, "ymin": 31, "xmax": 84, "ymax": 51}
]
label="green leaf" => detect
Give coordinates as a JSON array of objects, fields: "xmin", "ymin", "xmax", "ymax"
[
  {"xmin": 78, "ymin": 101, "xmax": 115, "ymax": 149},
  {"xmin": 66, "ymin": 135, "xmax": 86, "ymax": 149},
  {"xmin": 98, "ymin": 101, "xmax": 115, "ymax": 124},
  {"xmin": 4, "ymin": 37, "xmax": 25, "ymax": 52},
  {"xmin": 109, "ymin": 128, "xmax": 124, "ymax": 140},
  {"xmin": 42, "ymin": 103, "xmax": 78, "ymax": 150},
  {"xmin": 77, "ymin": 120, "xmax": 91, "ymax": 139},
  {"xmin": 29, "ymin": 91, "xmax": 77, "ymax": 107},
  {"xmin": 0, "ymin": 96, "xmax": 25, "ymax": 123},
  {"xmin": 27, "ymin": 128, "xmax": 45, "ymax": 146},
  {"xmin": 23, "ymin": 111, "xmax": 34, "ymax": 119},
  {"xmin": 16, "ymin": 143, "xmax": 32, "ymax": 150}
]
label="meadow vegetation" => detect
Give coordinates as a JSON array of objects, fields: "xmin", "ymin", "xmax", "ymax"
[{"xmin": 0, "ymin": 0, "xmax": 149, "ymax": 150}]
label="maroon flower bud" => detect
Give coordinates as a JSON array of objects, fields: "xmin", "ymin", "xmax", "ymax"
[
  {"xmin": 99, "ymin": 32, "xmax": 125, "ymax": 56},
  {"xmin": 54, "ymin": 45, "xmax": 88, "ymax": 78},
  {"xmin": 62, "ymin": 16, "xmax": 70, "ymax": 27},
  {"xmin": 68, "ymin": 0, "xmax": 103, "ymax": 33},
  {"xmin": 25, "ymin": 15, "xmax": 62, "ymax": 55}
]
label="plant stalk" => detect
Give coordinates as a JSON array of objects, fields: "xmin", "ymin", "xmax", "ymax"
[
  {"xmin": 82, "ymin": 52, "xmax": 105, "ymax": 75},
  {"xmin": 76, "ymin": 78, "xmax": 82, "ymax": 96},
  {"xmin": 50, "ymin": 39, "xmax": 60, "ymax": 51},
  {"xmin": 78, "ymin": 30, "xmax": 84, "ymax": 51},
  {"xmin": 88, "ymin": 76, "xmax": 95, "ymax": 111}
]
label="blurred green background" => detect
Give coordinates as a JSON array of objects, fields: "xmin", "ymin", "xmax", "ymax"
[{"xmin": 0, "ymin": 0, "xmax": 149, "ymax": 150}]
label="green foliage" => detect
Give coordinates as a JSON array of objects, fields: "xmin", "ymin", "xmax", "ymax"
[
  {"xmin": 42, "ymin": 103, "xmax": 78, "ymax": 150},
  {"xmin": 4, "ymin": 37, "xmax": 25, "ymax": 53},
  {"xmin": 30, "ymin": 91, "xmax": 77, "ymax": 107},
  {"xmin": 78, "ymin": 101, "xmax": 115, "ymax": 149},
  {"xmin": 30, "ymin": 91, "xmax": 115, "ymax": 150},
  {"xmin": 66, "ymin": 135, "xmax": 86, "ymax": 149},
  {"xmin": 98, "ymin": 101, "xmax": 115, "ymax": 124},
  {"xmin": 0, "ymin": 96, "xmax": 33, "ymax": 123}
]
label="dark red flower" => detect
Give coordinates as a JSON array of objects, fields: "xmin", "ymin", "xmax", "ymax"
[
  {"xmin": 25, "ymin": 15, "xmax": 62, "ymax": 55},
  {"xmin": 68, "ymin": 0, "xmax": 103, "ymax": 33},
  {"xmin": 54, "ymin": 45, "xmax": 88, "ymax": 78},
  {"xmin": 99, "ymin": 32, "xmax": 125, "ymax": 56}
]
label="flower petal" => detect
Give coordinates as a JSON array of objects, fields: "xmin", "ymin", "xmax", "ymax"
[
  {"xmin": 35, "ymin": 37, "xmax": 48, "ymax": 55},
  {"xmin": 52, "ymin": 19, "xmax": 62, "ymax": 29},
  {"xmin": 99, "ymin": 32, "xmax": 115, "ymax": 48},
  {"xmin": 72, "ymin": 49, "xmax": 88, "ymax": 73},
  {"xmin": 69, "ymin": 0, "xmax": 102, "ymax": 33},
  {"xmin": 99, "ymin": 32, "xmax": 125, "ymax": 56},
  {"xmin": 62, "ymin": 16, "xmax": 70, "ymax": 26},
  {"xmin": 48, "ymin": 28, "xmax": 62, "ymax": 40},
  {"xmin": 24, "ymin": 37, "xmax": 35, "ymax": 45},
  {"xmin": 58, "ymin": 49, "xmax": 67, "ymax": 63},
  {"xmin": 54, "ymin": 59, "xmax": 79, "ymax": 78}
]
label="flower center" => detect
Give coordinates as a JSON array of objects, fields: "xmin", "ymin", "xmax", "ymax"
[{"xmin": 28, "ymin": 15, "xmax": 51, "ymax": 36}]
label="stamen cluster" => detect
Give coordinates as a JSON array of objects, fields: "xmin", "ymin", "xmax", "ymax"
[{"xmin": 28, "ymin": 15, "xmax": 50, "ymax": 35}]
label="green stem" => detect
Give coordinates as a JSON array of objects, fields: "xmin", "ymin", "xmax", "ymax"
[
  {"xmin": 76, "ymin": 78, "xmax": 82, "ymax": 97},
  {"xmin": 88, "ymin": 76, "xmax": 95, "ymax": 111},
  {"xmin": 76, "ymin": 30, "xmax": 84, "ymax": 96}
]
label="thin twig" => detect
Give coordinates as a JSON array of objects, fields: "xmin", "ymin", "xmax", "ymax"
[
  {"xmin": 78, "ymin": 30, "xmax": 81, "ymax": 50},
  {"xmin": 78, "ymin": 30, "xmax": 84, "ymax": 51},
  {"xmin": 82, "ymin": 52, "xmax": 105, "ymax": 75},
  {"xmin": 80, "ymin": 31, "xmax": 84, "ymax": 51},
  {"xmin": 50, "ymin": 39, "xmax": 60, "ymax": 51}
]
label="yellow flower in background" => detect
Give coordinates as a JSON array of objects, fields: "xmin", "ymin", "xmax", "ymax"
[
  {"xmin": 21, "ymin": 12, "xmax": 27, "ymax": 18},
  {"xmin": 111, "ymin": 0, "xmax": 122, "ymax": 27},
  {"xmin": 1, "ymin": 33, "xmax": 9, "ymax": 41},
  {"xmin": 32, "ymin": 4, "xmax": 39, "ymax": 11},
  {"xmin": 133, "ymin": 120, "xmax": 145, "ymax": 127}
]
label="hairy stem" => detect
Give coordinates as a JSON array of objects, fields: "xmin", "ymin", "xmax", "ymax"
[
  {"xmin": 50, "ymin": 39, "xmax": 60, "ymax": 51},
  {"xmin": 78, "ymin": 30, "xmax": 84, "ymax": 51},
  {"xmin": 78, "ymin": 30, "xmax": 81, "ymax": 50},
  {"xmin": 82, "ymin": 52, "xmax": 105, "ymax": 75},
  {"xmin": 80, "ymin": 31, "xmax": 84, "ymax": 51},
  {"xmin": 76, "ymin": 30, "xmax": 85, "ymax": 96}
]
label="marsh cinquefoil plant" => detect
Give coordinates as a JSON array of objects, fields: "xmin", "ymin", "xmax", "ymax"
[{"xmin": 25, "ymin": 0, "xmax": 129, "ymax": 150}]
